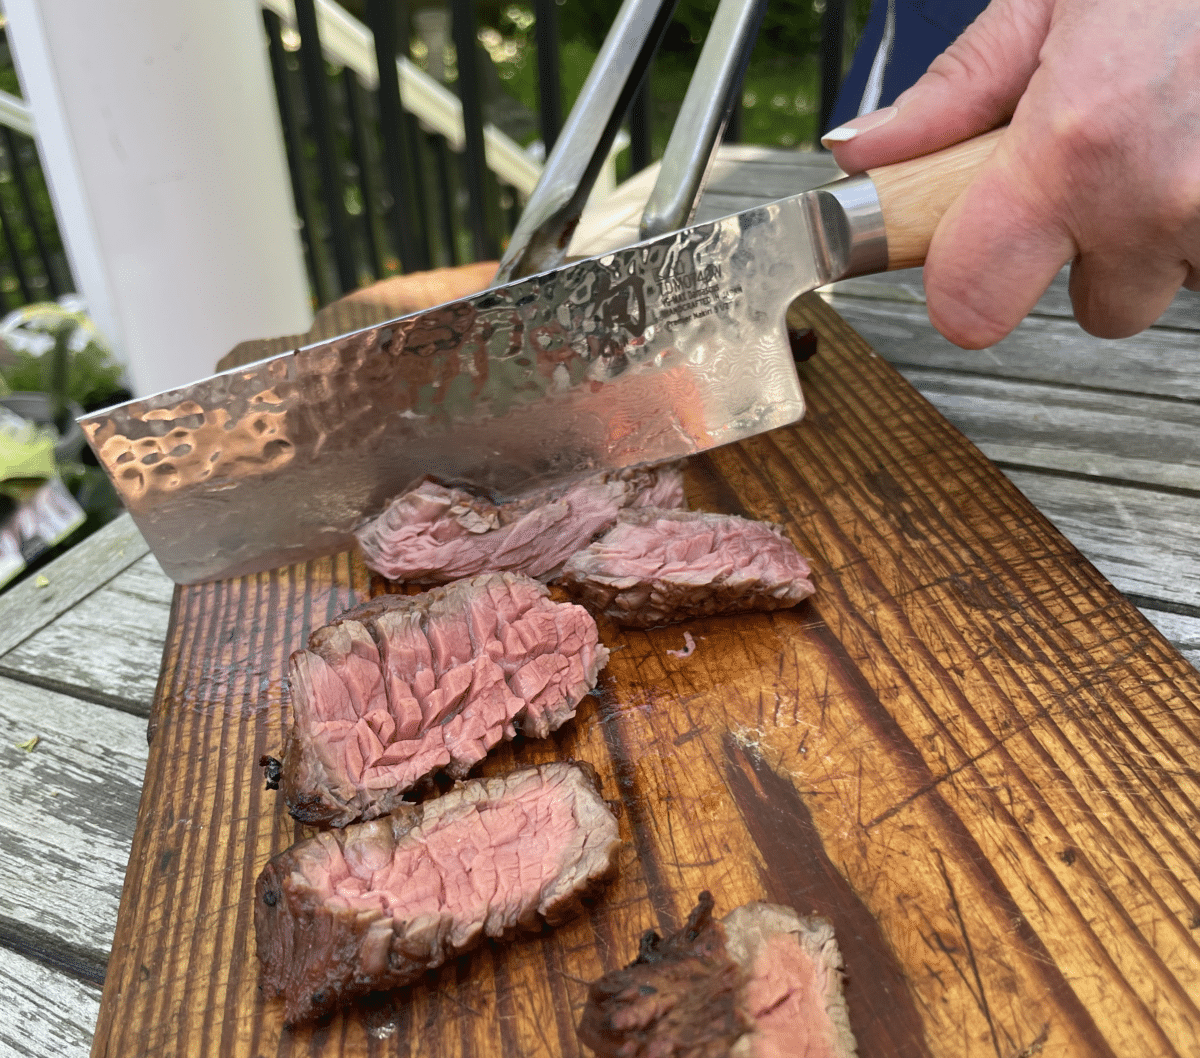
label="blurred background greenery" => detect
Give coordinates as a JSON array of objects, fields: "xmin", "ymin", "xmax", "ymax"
[{"xmin": 349, "ymin": 0, "xmax": 872, "ymax": 169}]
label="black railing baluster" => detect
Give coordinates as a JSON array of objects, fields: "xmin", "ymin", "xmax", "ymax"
[
  {"xmin": 397, "ymin": 0, "xmax": 435, "ymax": 268},
  {"xmin": 818, "ymin": 0, "xmax": 847, "ymax": 140},
  {"xmin": 532, "ymin": 0, "xmax": 562, "ymax": 152},
  {"xmin": 501, "ymin": 183, "xmax": 520, "ymax": 240},
  {"xmin": 0, "ymin": 177, "xmax": 33, "ymax": 303},
  {"xmin": 342, "ymin": 68, "xmax": 387, "ymax": 278},
  {"xmin": 264, "ymin": 8, "xmax": 333, "ymax": 306},
  {"xmin": 0, "ymin": 245, "xmax": 11, "ymax": 312},
  {"xmin": 429, "ymin": 133, "xmax": 460, "ymax": 266},
  {"xmin": 628, "ymin": 77, "xmax": 653, "ymax": 174},
  {"xmin": 2, "ymin": 128, "xmax": 59, "ymax": 298},
  {"xmin": 448, "ymin": 0, "xmax": 497, "ymax": 260},
  {"xmin": 366, "ymin": 0, "xmax": 429, "ymax": 273},
  {"xmin": 294, "ymin": 0, "xmax": 359, "ymax": 295}
]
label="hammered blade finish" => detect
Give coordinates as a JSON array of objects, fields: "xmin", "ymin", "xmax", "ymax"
[{"xmin": 82, "ymin": 193, "xmax": 834, "ymax": 584}]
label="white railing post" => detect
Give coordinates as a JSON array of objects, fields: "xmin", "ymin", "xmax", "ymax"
[{"xmin": 3, "ymin": 0, "xmax": 313, "ymax": 396}]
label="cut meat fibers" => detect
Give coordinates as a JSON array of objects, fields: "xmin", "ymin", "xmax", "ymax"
[
  {"xmin": 578, "ymin": 892, "xmax": 857, "ymax": 1058},
  {"xmin": 256, "ymin": 762, "xmax": 622, "ymax": 1025},
  {"xmin": 355, "ymin": 466, "xmax": 685, "ymax": 584},
  {"xmin": 724, "ymin": 904, "xmax": 857, "ymax": 1058},
  {"xmin": 283, "ymin": 572, "xmax": 609, "ymax": 827},
  {"xmin": 558, "ymin": 508, "xmax": 815, "ymax": 628}
]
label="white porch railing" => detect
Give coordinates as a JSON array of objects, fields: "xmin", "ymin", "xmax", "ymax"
[
  {"xmin": 0, "ymin": 87, "xmax": 32, "ymax": 137},
  {"xmin": 260, "ymin": 0, "xmax": 626, "ymax": 204}
]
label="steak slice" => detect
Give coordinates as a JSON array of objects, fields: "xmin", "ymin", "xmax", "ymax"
[
  {"xmin": 283, "ymin": 572, "xmax": 609, "ymax": 827},
  {"xmin": 355, "ymin": 466, "xmax": 685, "ymax": 584},
  {"xmin": 578, "ymin": 893, "xmax": 857, "ymax": 1058},
  {"xmin": 558, "ymin": 508, "xmax": 815, "ymax": 628},
  {"xmin": 578, "ymin": 892, "xmax": 750, "ymax": 1058},
  {"xmin": 256, "ymin": 761, "xmax": 621, "ymax": 1025},
  {"xmin": 724, "ymin": 904, "xmax": 857, "ymax": 1058}
]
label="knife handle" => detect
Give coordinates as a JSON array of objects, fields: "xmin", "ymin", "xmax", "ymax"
[{"xmin": 867, "ymin": 128, "xmax": 1005, "ymax": 271}]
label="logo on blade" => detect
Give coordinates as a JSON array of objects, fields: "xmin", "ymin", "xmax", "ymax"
[{"xmin": 658, "ymin": 262, "xmax": 743, "ymax": 330}]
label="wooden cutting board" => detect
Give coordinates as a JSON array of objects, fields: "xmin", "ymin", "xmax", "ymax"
[{"xmin": 91, "ymin": 294, "xmax": 1200, "ymax": 1058}]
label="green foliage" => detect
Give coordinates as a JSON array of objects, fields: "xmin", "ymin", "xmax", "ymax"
[
  {"xmin": 0, "ymin": 33, "xmax": 68, "ymax": 304},
  {"xmin": 1, "ymin": 343, "xmax": 124, "ymax": 407},
  {"xmin": 0, "ymin": 304, "xmax": 126, "ymax": 409},
  {"xmin": 483, "ymin": 0, "xmax": 872, "ymax": 156}
]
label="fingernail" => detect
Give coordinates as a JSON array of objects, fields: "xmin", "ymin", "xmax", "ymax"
[{"xmin": 820, "ymin": 105, "xmax": 898, "ymax": 146}]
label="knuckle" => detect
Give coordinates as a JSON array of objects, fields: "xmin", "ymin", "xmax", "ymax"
[
  {"xmin": 925, "ymin": 270, "xmax": 1017, "ymax": 349},
  {"xmin": 923, "ymin": 40, "xmax": 1016, "ymax": 123}
]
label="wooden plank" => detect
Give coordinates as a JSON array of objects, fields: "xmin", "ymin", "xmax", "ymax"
[
  {"xmin": 0, "ymin": 513, "xmax": 149, "ymax": 657},
  {"xmin": 1145, "ymin": 611, "xmax": 1200, "ymax": 672},
  {"xmin": 571, "ymin": 145, "xmax": 841, "ymax": 258},
  {"xmin": 831, "ymin": 268, "xmax": 1200, "ymax": 332},
  {"xmin": 1001, "ymin": 468, "xmax": 1200, "ymax": 609},
  {"xmin": 1, "ymin": 554, "xmax": 174, "ymax": 712},
  {"xmin": 894, "ymin": 368, "xmax": 1200, "ymax": 493},
  {"xmin": 827, "ymin": 292, "xmax": 1200, "ymax": 400},
  {"xmin": 0, "ymin": 947, "xmax": 100, "ymax": 1058},
  {"xmin": 92, "ymin": 295, "xmax": 1200, "ymax": 1058},
  {"xmin": 697, "ymin": 151, "xmax": 840, "ymax": 217},
  {"xmin": 883, "ymin": 367, "xmax": 1200, "ymax": 619},
  {"xmin": 0, "ymin": 677, "xmax": 147, "ymax": 957}
]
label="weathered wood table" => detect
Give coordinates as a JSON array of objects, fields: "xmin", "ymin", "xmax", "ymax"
[{"xmin": 1, "ymin": 148, "xmax": 1198, "ymax": 1058}]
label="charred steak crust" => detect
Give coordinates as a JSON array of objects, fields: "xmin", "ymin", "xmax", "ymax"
[
  {"xmin": 281, "ymin": 572, "xmax": 609, "ymax": 827},
  {"xmin": 255, "ymin": 761, "xmax": 621, "ymax": 1025},
  {"xmin": 558, "ymin": 507, "xmax": 816, "ymax": 629},
  {"xmin": 578, "ymin": 891, "xmax": 751, "ymax": 1058},
  {"xmin": 578, "ymin": 892, "xmax": 858, "ymax": 1058},
  {"xmin": 354, "ymin": 466, "xmax": 686, "ymax": 584}
]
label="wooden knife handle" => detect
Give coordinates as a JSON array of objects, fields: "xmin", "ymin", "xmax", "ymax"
[{"xmin": 868, "ymin": 128, "xmax": 1004, "ymax": 271}]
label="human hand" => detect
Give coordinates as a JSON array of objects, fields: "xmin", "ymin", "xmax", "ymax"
[{"xmin": 822, "ymin": 0, "xmax": 1200, "ymax": 348}]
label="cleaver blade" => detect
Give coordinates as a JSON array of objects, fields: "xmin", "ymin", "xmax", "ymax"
[{"xmin": 81, "ymin": 132, "xmax": 1000, "ymax": 585}]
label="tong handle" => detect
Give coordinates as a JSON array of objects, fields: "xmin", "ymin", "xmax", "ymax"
[
  {"xmin": 492, "ymin": 0, "xmax": 679, "ymax": 284},
  {"xmin": 639, "ymin": 0, "xmax": 769, "ymax": 239}
]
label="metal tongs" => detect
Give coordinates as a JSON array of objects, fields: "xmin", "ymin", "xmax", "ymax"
[{"xmin": 493, "ymin": 0, "xmax": 770, "ymax": 285}]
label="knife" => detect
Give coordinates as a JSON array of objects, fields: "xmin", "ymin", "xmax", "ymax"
[{"xmin": 81, "ymin": 130, "xmax": 1002, "ymax": 585}]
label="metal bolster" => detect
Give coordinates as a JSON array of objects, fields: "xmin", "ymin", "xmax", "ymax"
[{"xmin": 816, "ymin": 174, "xmax": 888, "ymax": 281}]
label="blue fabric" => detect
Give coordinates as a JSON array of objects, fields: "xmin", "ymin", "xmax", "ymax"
[{"xmin": 825, "ymin": 0, "xmax": 989, "ymax": 132}]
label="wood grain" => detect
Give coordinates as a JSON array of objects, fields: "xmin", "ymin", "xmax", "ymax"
[
  {"xmin": 833, "ymin": 266, "xmax": 1200, "ymax": 332},
  {"xmin": 0, "ymin": 513, "xmax": 149, "ymax": 657},
  {"xmin": 868, "ymin": 131, "xmax": 1002, "ymax": 271},
  {"xmin": 895, "ymin": 367, "xmax": 1200, "ymax": 492},
  {"xmin": 90, "ymin": 294, "xmax": 1200, "ymax": 1057},
  {"xmin": 827, "ymin": 289, "xmax": 1200, "ymax": 401},
  {"xmin": 0, "ymin": 554, "xmax": 174, "ymax": 712},
  {"xmin": 0, "ymin": 676, "xmax": 148, "ymax": 961},
  {"xmin": 1, "ymin": 946, "xmax": 102, "ymax": 1058}
]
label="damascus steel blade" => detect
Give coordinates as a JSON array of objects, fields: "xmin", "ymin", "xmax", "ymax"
[{"xmin": 82, "ymin": 184, "xmax": 878, "ymax": 584}]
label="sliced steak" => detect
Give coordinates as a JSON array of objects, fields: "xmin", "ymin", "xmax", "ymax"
[
  {"xmin": 724, "ymin": 903, "xmax": 857, "ymax": 1058},
  {"xmin": 558, "ymin": 508, "xmax": 815, "ymax": 628},
  {"xmin": 256, "ymin": 761, "xmax": 621, "ymax": 1025},
  {"xmin": 355, "ymin": 466, "xmax": 685, "ymax": 584},
  {"xmin": 578, "ymin": 891, "xmax": 750, "ymax": 1058},
  {"xmin": 282, "ymin": 572, "xmax": 609, "ymax": 827},
  {"xmin": 578, "ymin": 893, "xmax": 857, "ymax": 1058}
]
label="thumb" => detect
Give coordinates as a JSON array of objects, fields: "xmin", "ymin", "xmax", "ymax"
[
  {"xmin": 923, "ymin": 131, "xmax": 1075, "ymax": 348},
  {"xmin": 823, "ymin": 0, "xmax": 1052, "ymax": 173}
]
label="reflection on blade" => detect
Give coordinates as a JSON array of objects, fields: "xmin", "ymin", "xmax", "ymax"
[{"xmin": 82, "ymin": 195, "xmax": 824, "ymax": 585}]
